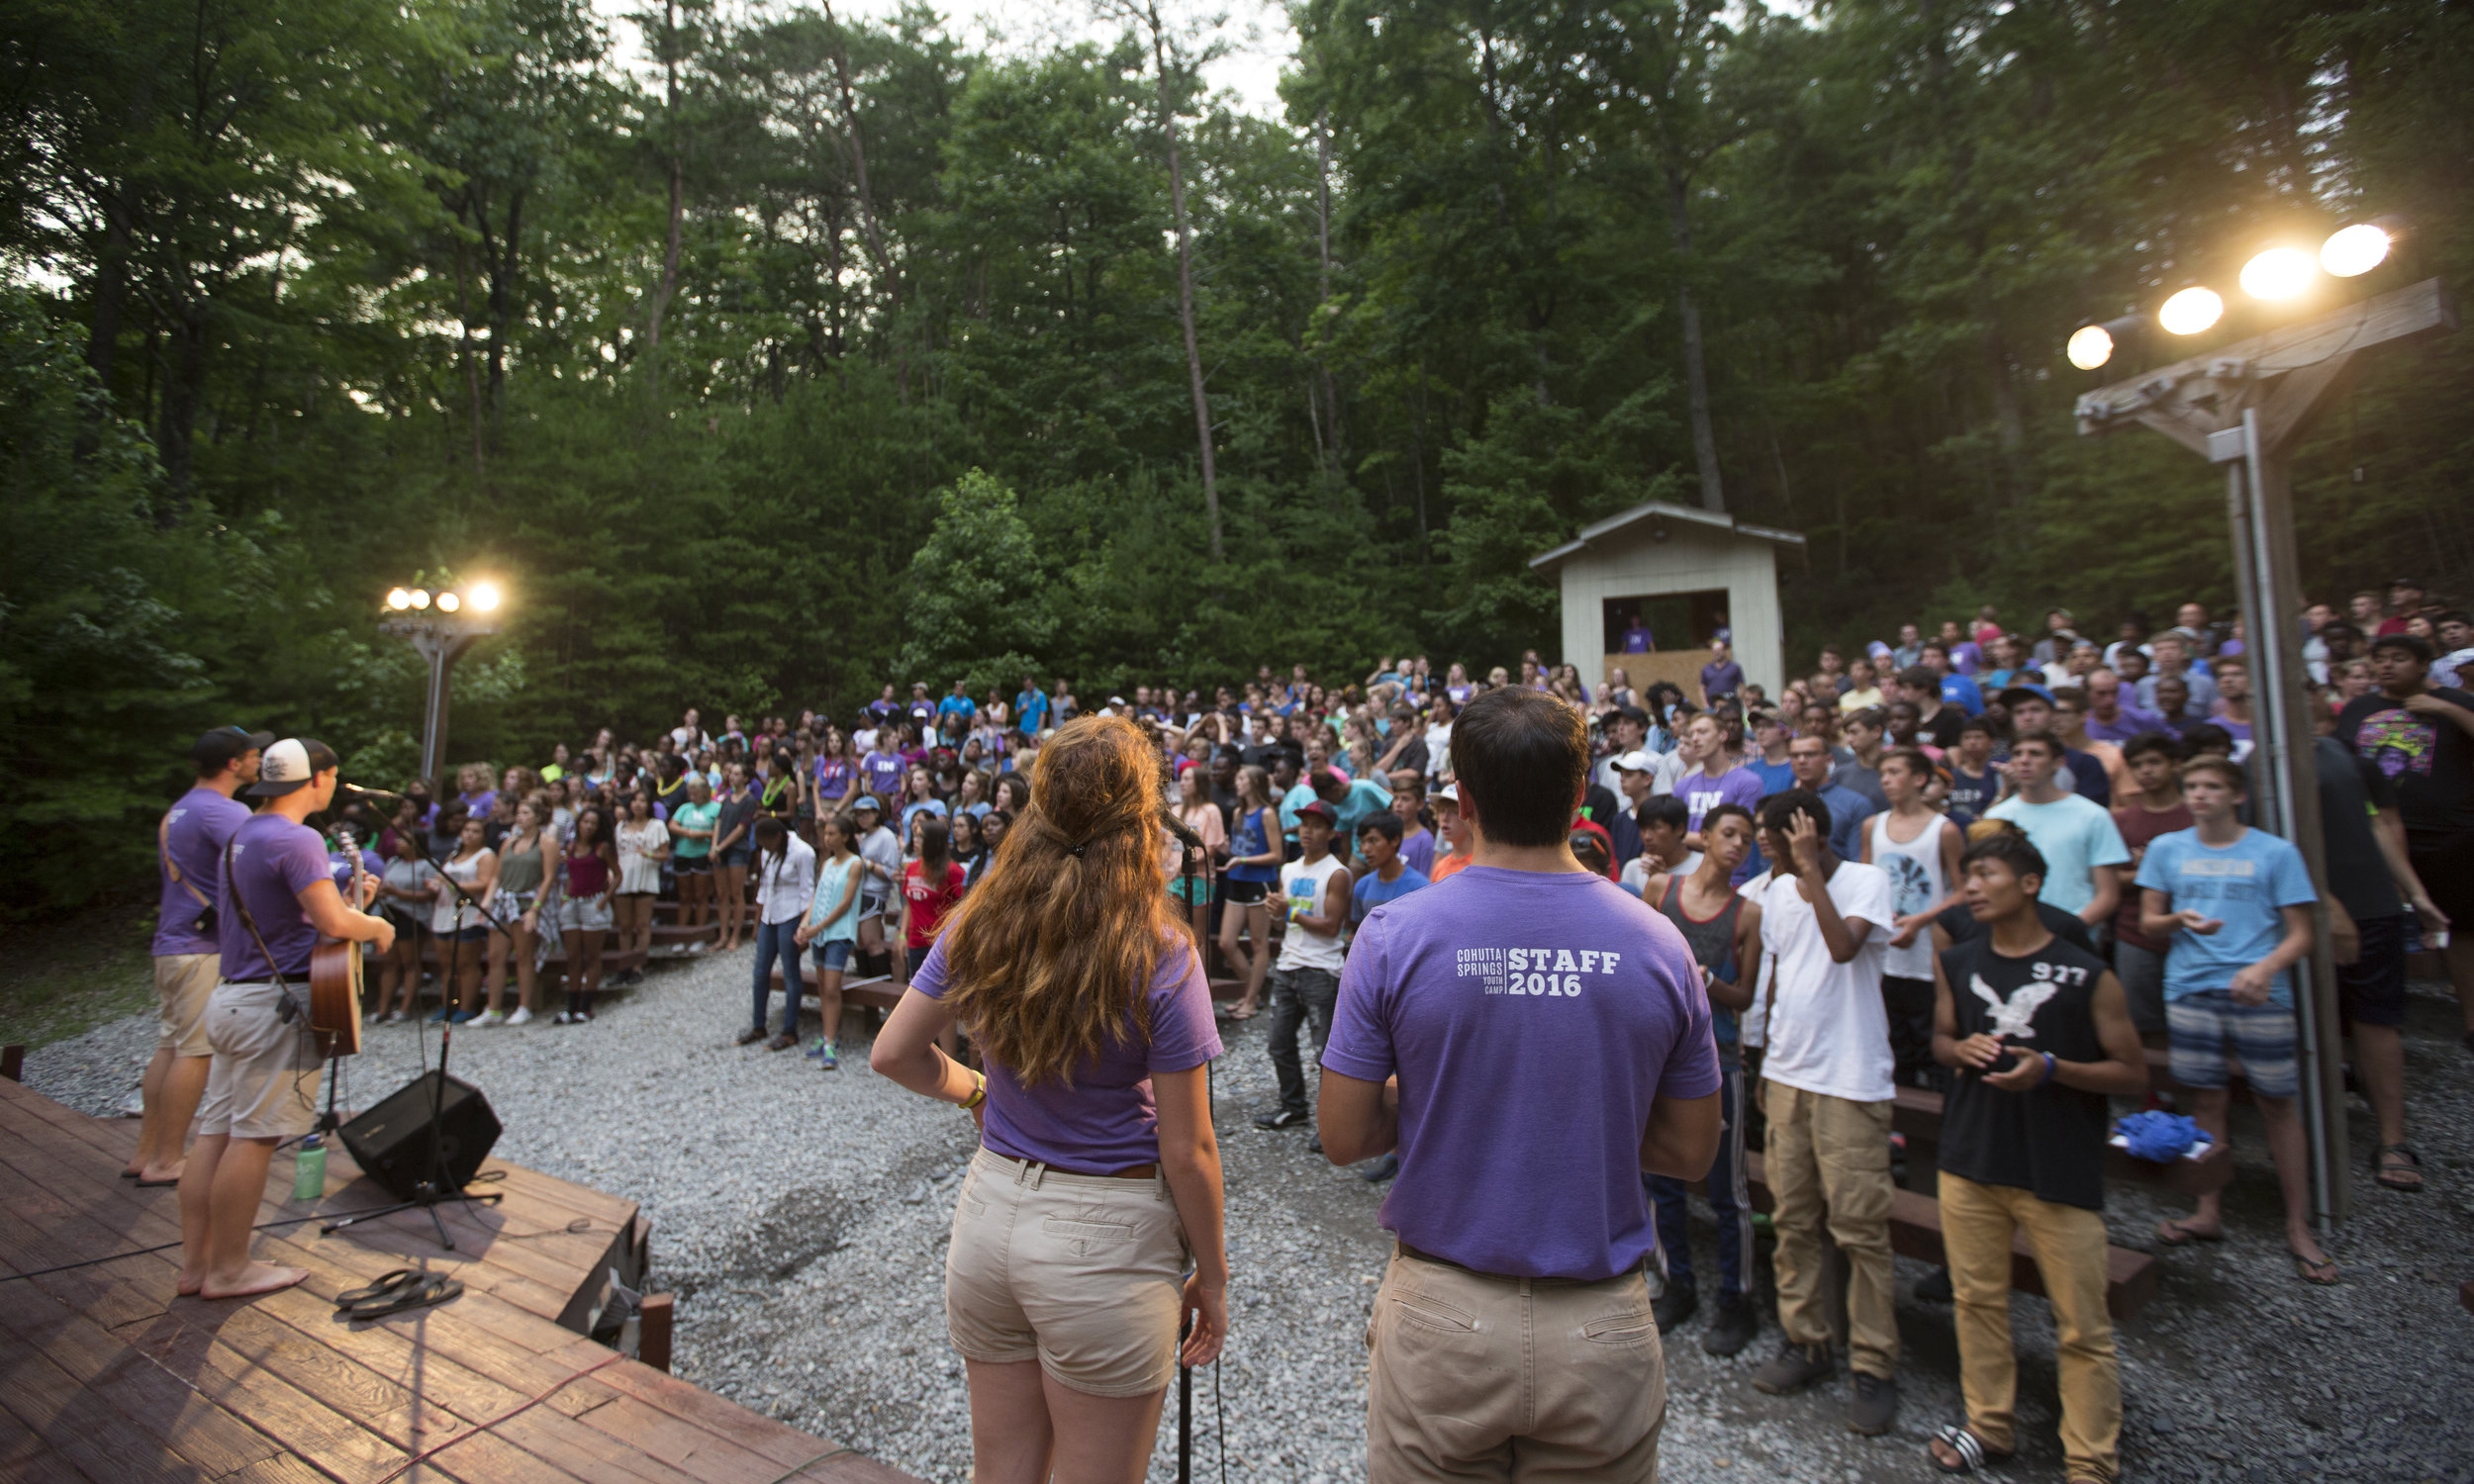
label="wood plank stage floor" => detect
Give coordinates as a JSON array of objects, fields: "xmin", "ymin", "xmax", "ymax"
[{"xmin": 0, "ymin": 1077, "xmax": 916, "ymax": 1484}]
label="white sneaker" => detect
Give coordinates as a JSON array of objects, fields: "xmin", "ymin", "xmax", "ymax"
[
  {"xmin": 504, "ymin": 1006, "xmax": 532, "ymax": 1027},
  {"xmin": 471, "ymin": 1010, "xmax": 505, "ymax": 1028},
  {"xmin": 384, "ymin": 1010, "xmax": 408, "ymax": 1024}
]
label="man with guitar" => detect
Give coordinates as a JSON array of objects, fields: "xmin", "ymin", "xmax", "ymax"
[{"xmin": 179, "ymin": 738, "xmax": 393, "ymax": 1301}]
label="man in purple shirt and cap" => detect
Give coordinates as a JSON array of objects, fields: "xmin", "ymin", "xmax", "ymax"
[
  {"xmin": 131, "ymin": 726, "xmax": 270, "ymax": 1185},
  {"xmin": 1318, "ymin": 687, "xmax": 1722, "ymax": 1480}
]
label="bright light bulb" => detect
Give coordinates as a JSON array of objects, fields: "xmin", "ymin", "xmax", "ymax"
[
  {"xmin": 2320, "ymin": 223, "xmax": 2391, "ymax": 278},
  {"xmin": 2066, "ymin": 325, "xmax": 2115, "ymax": 371},
  {"xmin": 409, "ymin": 589, "xmax": 431, "ymax": 609},
  {"xmin": 2238, "ymin": 246, "xmax": 2317, "ymax": 301},
  {"xmin": 2158, "ymin": 287, "xmax": 2225, "ymax": 336},
  {"xmin": 385, "ymin": 587, "xmax": 413, "ymax": 610},
  {"xmin": 436, "ymin": 591, "xmax": 462, "ymax": 613},
  {"xmin": 467, "ymin": 581, "xmax": 502, "ymax": 612}
]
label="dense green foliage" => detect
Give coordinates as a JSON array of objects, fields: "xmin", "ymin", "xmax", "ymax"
[{"xmin": 3, "ymin": 0, "xmax": 2470, "ymax": 913}]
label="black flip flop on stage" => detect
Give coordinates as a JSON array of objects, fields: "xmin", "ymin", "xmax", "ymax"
[
  {"xmin": 336, "ymin": 1271, "xmax": 463, "ymax": 1320},
  {"xmin": 333, "ymin": 1269, "xmax": 423, "ymax": 1307},
  {"xmin": 135, "ymin": 1175, "xmax": 181, "ymax": 1188}
]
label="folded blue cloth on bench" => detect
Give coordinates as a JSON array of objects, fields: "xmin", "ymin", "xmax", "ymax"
[{"xmin": 2115, "ymin": 1110, "xmax": 2214, "ymax": 1162}]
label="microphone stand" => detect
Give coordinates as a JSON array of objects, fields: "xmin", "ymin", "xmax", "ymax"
[{"xmin": 323, "ymin": 822, "xmax": 503, "ymax": 1250}]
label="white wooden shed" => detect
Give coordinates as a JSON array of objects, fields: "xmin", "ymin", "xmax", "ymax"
[{"xmin": 1529, "ymin": 501, "xmax": 1807, "ymax": 704}]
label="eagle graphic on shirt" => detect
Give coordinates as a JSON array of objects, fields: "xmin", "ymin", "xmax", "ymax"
[{"xmin": 1970, "ymin": 973, "xmax": 2057, "ymax": 1041}]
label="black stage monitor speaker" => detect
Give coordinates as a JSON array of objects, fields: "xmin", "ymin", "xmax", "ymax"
[{"xmin": 339, "ymin": 1072, "xmax": 503, "ymax": 1201}]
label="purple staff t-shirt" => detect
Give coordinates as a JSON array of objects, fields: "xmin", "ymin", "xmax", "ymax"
[
  {"xmin": 154, "ymin": 787, "xmax": 252, "ymax": 957},
  {"xmin": 914, "ymin": 935, "xmax": 1223, "ymax": 1173},
  {"xmin": 861, "ymin": 749, "xmax": 905, "ymax": 805},
  {"xmin": 218, "ymin": 812, "xmax": 335, "ymax": 982},
  {"xmin": 1678, "ymin": 764, "xmax": 1765, "ymax": 834},
  {"xmin": 1323, "ymin": 866, "xmax": 1721, "ymax": 1280}
]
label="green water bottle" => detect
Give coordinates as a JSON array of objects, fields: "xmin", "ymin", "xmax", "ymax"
[{"xmin": 293, "ymin": 1134, "xmax": 328, "ymax": 1202}]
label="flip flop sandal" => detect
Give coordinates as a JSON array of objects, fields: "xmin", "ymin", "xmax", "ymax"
[
  {"xmin": 1930, "ymin": 1425, "xmax": 2013, "ymax": 1474},
  {"xmin": 135, "ymin": 1175, "xmax": 183, "ymax": 1188},
  {"xmin": 334, "ymin": 1269, "xmax": 424, "ymax": 1308},
  {"xmin": 2374, "ymin": 1144, "xmax": 2425, "ymax": 1192},
  {"xmin": 2290, "ymin": 1253, "xmax": 2340, "ymax": 1286},
  {"xmin": 2154, "ymin": 1219, "xmax": 2224, "ymax": 1247},
  {"xmin": 340, "ymin": 1272, "xmax": 463, "ymax": 1321}
]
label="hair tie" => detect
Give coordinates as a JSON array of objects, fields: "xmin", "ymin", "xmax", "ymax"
[{"xmin": 1067, "ymin": 842, "xmax": 1088, "ymax": 858}]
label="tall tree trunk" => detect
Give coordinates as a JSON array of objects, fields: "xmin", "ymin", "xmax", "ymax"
[
  {"xmin": 822, "ymin": 2, "xmax": 905, "ymax": 399},
  {"xmin": 453, "ymin": 239, "xmax": 486, "ymax": 477},
  {"xmin": 483, "ymin": 188, "xmax": 523, "ymax": 419},
  {"xmin": 1143, "ymin": 0, "xmax": 1220, "ymax": 561},
  {"xmin": 158, "ymin": 294, "xmax": 208, "ymax": 502},
  {"xmin": 1314, "ymin": 111, "xmax": 1345, "ymax": 471},
  {"xmin": 644, "ymin": 1, "xmax": 685, "ymax": 369},
  {"xmin": 1668, "ymin": 169, "xmax": 1724, "ymax": 512}
]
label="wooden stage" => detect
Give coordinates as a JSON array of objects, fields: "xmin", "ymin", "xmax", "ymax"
[{"xmin": 0, "ymin": 1077, "xmax": 915, "ymax": 1484}]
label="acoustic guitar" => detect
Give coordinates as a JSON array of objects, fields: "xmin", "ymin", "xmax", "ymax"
[{"xmin": 308, "ymin": 843, "xmax": 367, "ymax": 1055}]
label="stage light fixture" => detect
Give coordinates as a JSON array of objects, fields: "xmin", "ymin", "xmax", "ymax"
[
  {"xmin": 2158, "ymin": 287, "xmax": 2224, "ymax": 336},
  {"xmin": 2238, "ymin": 246, "xmax": 2317, "ymax": 301},
  {"xmin": 2067, "ymin": 324, "xmax": 2115, "ymax": 370},
  {"xmin": 2320, "ymin": 223, "xmax": 2392, "ymax": 278},
  {"xmin": 467, "ymin": 581, "xmax": 502, "ymax": 612},
  {"xmin": 409, "ymin": 588, "xmax": 432, "ymax": 609},
  {"xmin": 386, "ymin": 588, "xmax": 414, "ymax": 610},
  {"xmin": 436, "ymin": 591, "xmax": 462, "ymax": 613}
]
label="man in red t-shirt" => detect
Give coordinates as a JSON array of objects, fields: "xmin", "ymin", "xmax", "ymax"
[{"xmin": 2109, "ymin": 732, "xmax": 2192, "ymax": 1035}]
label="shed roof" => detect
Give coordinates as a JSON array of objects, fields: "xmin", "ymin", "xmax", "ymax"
[{"xmin": 1528, "ymin": 500, "xmax": 1807, "ymax": 574}]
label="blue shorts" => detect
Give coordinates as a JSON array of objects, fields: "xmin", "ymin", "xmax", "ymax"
[
  {"xmin": 2166, "ymin": 989, "xmax": 2299, "ymax": 1098},
  {"xmin": 810, "ymin": 939, "xmax": 853, "ymax": 973}
]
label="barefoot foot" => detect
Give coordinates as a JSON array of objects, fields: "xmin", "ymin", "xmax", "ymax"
[{"xmin": 199, "ymin": 1262, "xmax": 310, "ymax": 1300}]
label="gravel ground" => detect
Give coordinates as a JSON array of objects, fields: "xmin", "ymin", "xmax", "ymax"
[{"xmin": 22, "ymin": 953, "xmax": 2474, "ymax": 1483}]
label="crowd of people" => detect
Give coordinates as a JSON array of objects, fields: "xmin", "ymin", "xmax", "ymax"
[{"xmin": 142, "ymin": 577, "xmax": 2471, "ymax": 1479}]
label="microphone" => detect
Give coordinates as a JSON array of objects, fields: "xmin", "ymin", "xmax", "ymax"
[
  {"xmin": 1162, "ymin": 812, "xmax": 1205, "ymax": 853},
  {"xmin": 340, "ymin": 782, "xmax": 407, "ymax": 803}
]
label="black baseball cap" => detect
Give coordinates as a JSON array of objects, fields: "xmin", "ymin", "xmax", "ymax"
[
  {"xmin": 193, "ymin": 725, "xmax": 275, "ymax": 774},
  {"xmin": 247, "ymin": 737, "xmax": 340, "ymax": 796}
]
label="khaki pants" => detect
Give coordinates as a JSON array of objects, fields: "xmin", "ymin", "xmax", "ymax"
[
  {"xmin": 1760, "ymin": 1080, "xmax": 1897, "ymax": 1378},
  {"xmin": 1940, "ymin": 1172, "xmax": 2121, "ymax": 1483},
  {"xmin": 1366, "ymin": 1245, "xmax": 1665, "ymax": 1483}
]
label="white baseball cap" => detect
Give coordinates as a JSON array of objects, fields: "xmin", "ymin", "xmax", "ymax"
[
  {"xmin": 247, "ymin": 737, "xmax": 339, "ymax": 797},
  {"xmin": 1435, "ymin": 783, "xmax": 1459, "ymax": 803},
  {"xmin": 1612, "ymin": 750, "xmax": 1659, "ymax": 773}
]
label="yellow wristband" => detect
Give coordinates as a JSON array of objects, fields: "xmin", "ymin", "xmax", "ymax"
[{"xmin": 960, "ymin": 1074, "xmax": 987, "ymax": 1112}]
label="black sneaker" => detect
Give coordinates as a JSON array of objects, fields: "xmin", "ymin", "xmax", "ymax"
[
  {"xmin": 1701, "ymin": 1291, "xmax": 1759, "ymax": 1356},
  {"xmin": 1306, "ymin": 1136, "xmax": 1323, "ymax": 1156},
  {"xmin": 1361, "ymin": 1154, "xmax": 1399, "ymax": 1183},
  {"xmin": 1750, "ymin": 1339, "xmax": 1833, "ymax": 1395},
  {"xmin": 735, "ymin": 1026, "xmax": 767, "ymax": 1046},
  {"xmin": 1849, "ymin": 1371, "xmax": 1899, "ymax": 1436},
  {"xmin": 1653, "ymin": 1282, "xmax": 1698, "ymax": 1334},
  {"xmin": 1253, "ymin": 1108, "xmax": 1308, "ymax": 1130},
  {"xmin": 1914, "ymin": 1266, "xmax": 1954, "ymax": 1304}
]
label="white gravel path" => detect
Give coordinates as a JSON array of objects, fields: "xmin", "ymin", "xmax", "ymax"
[{"xmin": 22, "ymin": 951, "xmax": 2474, "ymax": 1483}]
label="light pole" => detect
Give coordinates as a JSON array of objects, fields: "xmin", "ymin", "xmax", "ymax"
[
  {"xmin": 2069, "ymin": 220, "xmax": 2456, "ymax": 1230},
  {"xmin": 382, "ymin": 582, "xmax": 506, "ymax": 791}
]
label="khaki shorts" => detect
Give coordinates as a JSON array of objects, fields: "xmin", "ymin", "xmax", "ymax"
[
  {"xmin": 1367, "ymin": 1245, "xmax": 1666, "ymax": 1483},
  {"xmin": 153, "ymin": 953, "xmax": 220, "ymax": 1057},
  {"xmin": 195, "ymin": 980, "xmax": 323, "ymax": 1143},
  {"xmin": 945, "ymin": 1149, "xmax": 1189, "ymax": 1397}
]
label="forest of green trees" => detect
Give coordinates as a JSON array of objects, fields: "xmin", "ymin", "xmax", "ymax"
[{"xmin": 4, "ymin": 0, "xmax": 2470, "ymax": 912}]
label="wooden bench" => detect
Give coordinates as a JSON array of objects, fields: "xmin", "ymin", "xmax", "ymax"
[
  {"xmin": 1890, "ymin": 1085, "xmax": 2235, "ymax": 1197},
  {"xmin": 762, "ymin": 965, "xmax": 907, "ymax": 1013},
  {"xmin": 1730, "ymin": 1152, "xmax": 2162, "ymax": 1318}
]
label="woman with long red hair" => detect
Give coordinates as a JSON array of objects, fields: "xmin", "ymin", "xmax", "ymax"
[{"xmin": 873, "ymin": 714, "xmax": 1228, "ymax": 1484}]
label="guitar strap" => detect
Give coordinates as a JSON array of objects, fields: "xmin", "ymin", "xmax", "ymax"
[
  {"xmin": 223, "ymin": 837, "xmax": 309, "ymax": 1024},
  {"xmin": 161, "ymin": 809, "xmax": 215, "ymax": 918}
]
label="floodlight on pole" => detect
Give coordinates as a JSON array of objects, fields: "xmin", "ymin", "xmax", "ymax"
[
  {"xmin": 2158, "ymin": 286, "xmax": 2225, "ymax": 335},
  {"xmin": 2238, "ymin": 246, "xmax": 2318, "ymax": 302},
  {"xmin": 436, "ymin": 591, "xmax": 461, "ymax": 613},
  {"xmin": 409, "ymin": 588, "xmax": 431, "ymax": 609},
  {"xmin": 467, "ymin": 581, "xmax": 503, "ymax": 612},
  {"xmin": 2066, "ymin": 324, "xmax": 2115, "ymax": 370},
  {"xmin": 379, "ymin": 579, "xmax": 507, "ymax": 790},
  {"xmin": 2320, "ymin": 222, "xmax": 2397, "ymax": 278},
  {"xmin": 386, "ymin": 587, "xmax": 415, "ymax": 610}
]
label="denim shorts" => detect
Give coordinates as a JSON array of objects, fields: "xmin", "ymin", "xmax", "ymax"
[
  {"xmin": 2166, "ymin": 989, "xmax": 2299, "ymax": 1097},
  {"xmin": 810, "ymin": 939, "xmax": 853, "ymax": 972},
  {"xmin": 720, "ymin": 845, "xmax": 752, "ymax": 869}
]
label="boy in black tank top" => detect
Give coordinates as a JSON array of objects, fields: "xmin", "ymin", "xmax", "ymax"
[
  {"xmin": 1641, "ymin": 803, "xmax": 1764, "ymax": 1355},
  {"xmin": 1926, "ymin": 831, "xmax": 2147, "ymax": 1481}
]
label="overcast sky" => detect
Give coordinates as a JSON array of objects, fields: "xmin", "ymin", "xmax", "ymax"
[{"xmin": 592, "ymin": 0, "xmax": 1298, "ymax": 119}]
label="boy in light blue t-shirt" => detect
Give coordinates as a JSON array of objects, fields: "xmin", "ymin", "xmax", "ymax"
[{"xmin": 2132, "ymin": 756, "xmax": 2331, "ymax": 1280}]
